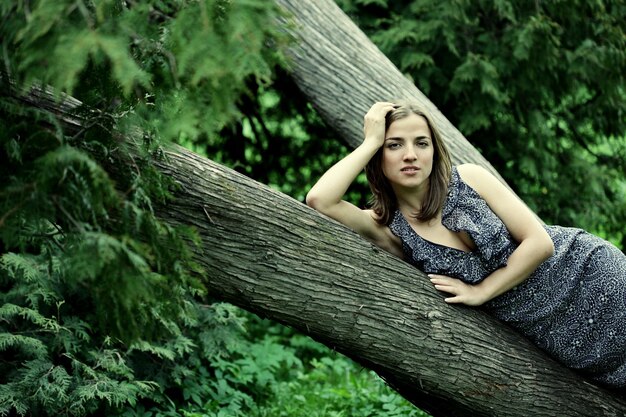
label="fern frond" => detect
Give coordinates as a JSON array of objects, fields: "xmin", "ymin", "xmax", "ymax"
[
  {"xmin": 89, "ymin": 348, "xmax": 134, "ymax": 379},
  {"xmin": 128, "ymin": 340, "xmax": 177, "ymax": 361},
  {"xmin": 0, "ymin": 383, "xmax": 29, "ymax": 417},
  {"xmin": 0, "ymin": 303, "xmax": 61, "ymax": 332},
  {"xmin": 0, "ymin": 333, "xmax": 48, "ymax": 358},
  {"xmin": 19, "ymin": 359, "xmax": 71, "ymax": 408},
  {"xmin": 1, "ymin": 253, "xmax": 41, "ymax": 283}
]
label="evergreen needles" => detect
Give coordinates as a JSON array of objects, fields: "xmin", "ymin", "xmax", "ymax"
[{"xmin": 0, "ymin": 0, "xmax": 289, "ymax": 415}]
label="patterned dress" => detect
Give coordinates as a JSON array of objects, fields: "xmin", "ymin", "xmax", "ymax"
[{"xmin": 389, "ymin": 166, "xmax": 626, "ymax": 387}]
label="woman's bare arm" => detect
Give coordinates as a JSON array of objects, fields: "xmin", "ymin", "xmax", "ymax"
[
  {"xmin": 429, "ymin": 164, "xmax": 554, "ymax": 305},
  {"xmin": 306, "ymin": 102, "xmax": 402, "ymax": 255}
]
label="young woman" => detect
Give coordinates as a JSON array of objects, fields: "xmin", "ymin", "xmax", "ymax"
[{"xmin": 306, "ymin": 101, "xmax": 626, "ymax": 388}]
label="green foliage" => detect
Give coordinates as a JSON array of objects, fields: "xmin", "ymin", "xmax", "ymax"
[
  {"xmin": 122, "ymin": 314, "xmax": 428, "ymax": 417},
  {"xmin": 1, "ymin": 0, "xmax": 332, "ymax": 416},
  {"xmin": 0, "ymin": 251, "xmax": 161, "ymax": 416},
  {"xmin": 3, "ymin": 0, "xmax": 287, "ymax": 144},
  {"xmin": 199, "ymin": 71, "xmax": 371, "ymax": 207},
  {"xmin": 1, "ymin": 0, "xmax": 417, "ymax": 415},
  {"xmin": 0, "ymin": 103, "xmax": 204, "ymax": 414},
  {"xmin": 251, "ymin": 344, "xmax": 427, "ymax": 417},
  {"xmin": 336, "ymin": 0, "xmax": 626, "ymax": 248},
  {"xmin": 247, "ymin": 320, "xmax": 428, "ymax": 417}
]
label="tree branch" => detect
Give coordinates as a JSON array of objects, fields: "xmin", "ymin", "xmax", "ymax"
[{"xmin": 6, "ymin": 0, "xmax": 626, "ymax": 412}]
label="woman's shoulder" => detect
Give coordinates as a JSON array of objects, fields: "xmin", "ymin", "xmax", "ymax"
[
  {"xmin": 363, "ymin": 209, "xmax": 404, "ymax": 258},
  {"xmin": 455, "ymin": 163, "xmax": 492, "ymax": 180},
  {"xmin": 454, "ymin": 164, "xmax": 502, "ymax": 195}
]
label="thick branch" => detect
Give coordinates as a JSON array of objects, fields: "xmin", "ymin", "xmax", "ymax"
[
  {"xmin": 10, "ymin": 82, "xmax": 626, "ymax": 417},
  {"xmin": 275, "ymin": 0, "xmax": 502, "ymax": 178},
  {"xmin": 156, "ymin": 145, "xmax": 626, "ymax": 416}
]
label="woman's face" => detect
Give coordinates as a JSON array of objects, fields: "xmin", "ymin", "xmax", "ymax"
[{"xmin": 382, "ymin": 113, "xmax": 434, "ymax": 193}]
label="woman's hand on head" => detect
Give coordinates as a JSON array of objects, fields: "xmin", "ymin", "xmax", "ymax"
[
  {"xmin": 428, "ymin": 274, "xmax": 489, "ymax": 306},
  {"xmin": 363, "ymin": 102, "xmax": 396, "ymax": 148}
]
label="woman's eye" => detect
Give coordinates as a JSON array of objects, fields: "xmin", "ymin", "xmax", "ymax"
[
  {"xmin": 417, "ymin": 141, "xmax": 429, "ymax": 148},
  {"xmin": 386, "ymin": 143, "xmax": 401, "ymax": 149}
]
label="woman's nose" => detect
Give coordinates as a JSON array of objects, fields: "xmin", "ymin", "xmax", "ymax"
[{"xmin": 403, "ymin": 146, "xmax": 417, "ymax": 161}]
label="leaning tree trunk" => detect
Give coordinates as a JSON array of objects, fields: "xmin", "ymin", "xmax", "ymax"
[
  {"xmin": 13, "ymin": 82, "xmax": 626, "ymax": 417},
  {"xmin": 274, "ymin": 0, "xmax": 502, "ymax": 176},
  {"xmin": 156, "ymin": 145, "xmax": 626, "ymax": 417},
  {"xmin": 10, "ymin": 15, "xmax": 626, "ymax": 417}
]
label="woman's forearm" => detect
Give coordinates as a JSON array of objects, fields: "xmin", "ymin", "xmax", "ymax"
[
  {"xmin": 429, "ymin": 233, "xmax": 554, "ymax": 306},
  {"xmin": 306, "ymin": 141, "xmax": 379, "ymax": 211},
  {"xmin": 430, "ymin": 164, "xmax": 557, "ymax": 306},
  {"xmin": 477, "ymin": 234, "xmax": 554, "ymax": 302},
  {"xmin": 307, "ymin": 102, "xmax": 395, "ymax": 212}
]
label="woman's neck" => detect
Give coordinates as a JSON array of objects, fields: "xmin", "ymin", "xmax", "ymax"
[{"xmin": 394, "ymin": 182, "xmax": 430, "ymax": 217}]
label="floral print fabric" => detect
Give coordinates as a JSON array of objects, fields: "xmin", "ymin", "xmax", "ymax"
[{"xmin": 389, "ymin": 166, "xmax": 626, "ymax": 387}]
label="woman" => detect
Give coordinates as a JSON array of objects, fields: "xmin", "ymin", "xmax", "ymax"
[{"xmin": 306, "ymin": 101, "xmax": 626, "ymax": 388}]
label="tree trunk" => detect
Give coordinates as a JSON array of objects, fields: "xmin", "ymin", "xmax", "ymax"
[
  {"xmin": 274, "ymin": 0, "xmax": 502, "ymax": 176},
  {"xmin": 9, "ymin": 13, "xmax": 626, "ymax": 417},
  {"xmin": 156, "ymin": 144, "xmax": 626, "ymax": 416}
]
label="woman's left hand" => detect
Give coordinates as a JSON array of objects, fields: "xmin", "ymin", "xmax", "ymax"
[{"xmin": 428, "ymin": 274, "xmax": 489, "ymax": 306}]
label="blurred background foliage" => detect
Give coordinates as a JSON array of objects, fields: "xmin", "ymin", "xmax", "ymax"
[
  {"xmin": 0, "ymin": 0, "xmax": 623, "ymax": 416},
  {"xmin": 335, "ymin": 0, "xmax": 626, "ymax": 247},
  {"xmin": 211, "ymin": 0, "xmax": 626, "ymax": 247}
]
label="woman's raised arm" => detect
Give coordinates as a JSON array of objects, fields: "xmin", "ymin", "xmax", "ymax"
[{"xmin": 306, "ymin": 102, "xmax": 401, "ymax": 255}]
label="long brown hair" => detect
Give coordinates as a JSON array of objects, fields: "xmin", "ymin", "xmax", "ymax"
[{"xmin": 365, "ymin": 102, "xmax": 452, "ymax": 225}]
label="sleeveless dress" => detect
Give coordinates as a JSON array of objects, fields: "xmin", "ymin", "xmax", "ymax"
[{"xmin": 388, "ymin": 166, "xmax": 626, "ymax": 387}]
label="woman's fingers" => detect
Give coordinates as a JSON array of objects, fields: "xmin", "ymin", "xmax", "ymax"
[
  {"xmin": 371, "ymin": 101, "xmax": 396, "ymax": 108},
  {"xmin": 428, "ymin": 274, "xmax": 455, "ymax": 286},
  {"xmin": 364, "ymin": 102, "xmax": 396, "ymax": 121},
  {"xmin": 428, "ymin": 274, "xmax": 486, "ymax": 306},
  {"xmin": 429, "ymin": 274, "xmax": 464, "ymax": 299},
  {"xmin": 429, "ymin": 275, "xmax": 458, "ymax": 294},
  {"xmin": 363, "ymin": 102, "xmax": 397, "ymax": 146}
]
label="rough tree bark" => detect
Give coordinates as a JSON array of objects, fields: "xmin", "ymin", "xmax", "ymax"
[
  {"xmin": 274, "ymin": 0, "xmax": 502, "ymax": 175},
  {"xmin": 264, "ymin": 1, "xmax": 626, "ymax": 413},
  {"xmin": 8, "ymin": 3, "xmax": 626, "ymax": 414},
  {"xmin": 13, "ymin": 82, "xmax": 626, "ymax": 417},
  {"xmin": 157, "ymin": 146, "xmax": 626, "ymax": 417}
]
